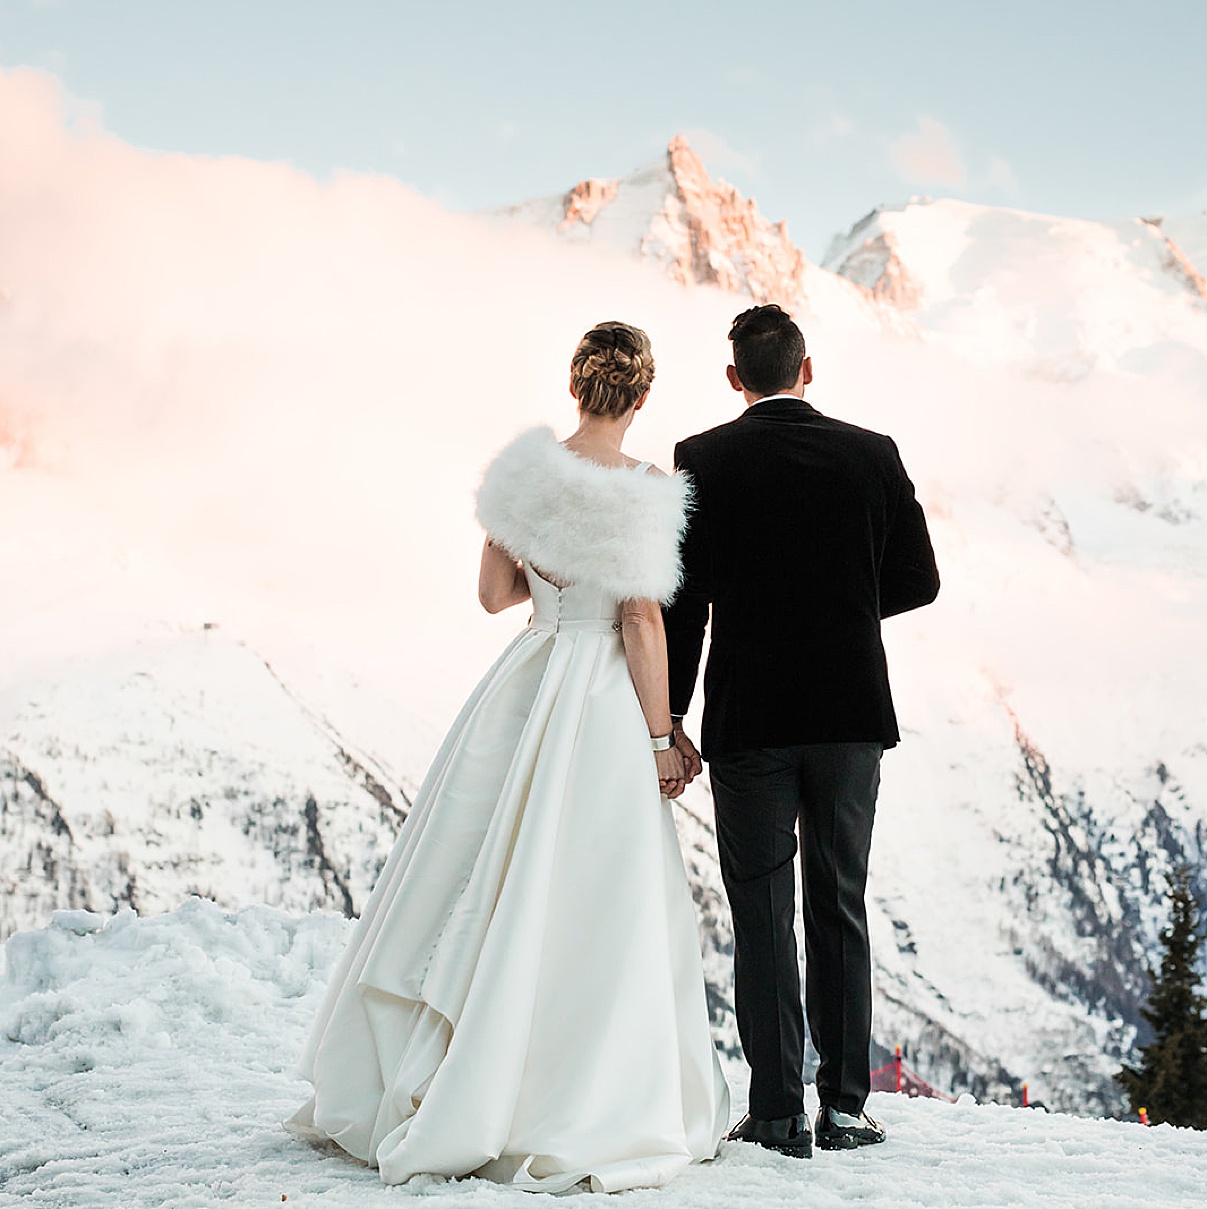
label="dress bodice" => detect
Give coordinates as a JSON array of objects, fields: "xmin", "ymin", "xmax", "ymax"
[{"xmin": 524, "ymin": 565, "xmax": 623, "ymax": 634}]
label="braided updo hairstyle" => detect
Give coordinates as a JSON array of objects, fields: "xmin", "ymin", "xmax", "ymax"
[{"xmin": 570, "ymin": 321, "xmax": 655, "ymax": 418}]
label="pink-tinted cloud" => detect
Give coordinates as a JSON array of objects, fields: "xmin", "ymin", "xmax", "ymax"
[
  {"xmin": 0, "ymin": 68, "xmax": 742, "ymax": 705},
  {"xmin": 1, "ymin": 67, "xmax": 1204, "ymax": 759},
  {"xmin": 889, "ymin": 116, "xmax": 966, "ymax": 190}
]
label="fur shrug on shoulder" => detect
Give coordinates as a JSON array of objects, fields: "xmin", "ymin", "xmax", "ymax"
[{"xmin": 475, "ymin": 426, "xmax": 691, "ymax": 604}]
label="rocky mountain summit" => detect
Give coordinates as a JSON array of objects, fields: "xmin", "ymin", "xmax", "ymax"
[{"xmin": 494, "ymin": 135, "xmax": 809, "ymax": 311}]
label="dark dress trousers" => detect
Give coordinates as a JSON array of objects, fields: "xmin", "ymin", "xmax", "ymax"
[{"xmin": 663, "ymin": 395, "xmax": 939, "ymax": 1119}]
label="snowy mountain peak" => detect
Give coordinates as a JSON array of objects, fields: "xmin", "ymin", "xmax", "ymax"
[
  {"xmin": 493, "ymin": 135, "xmax": 809, "ymax": 308},
  {"xmin": 823, "ymin": 198, "xmax": 1207, "ymax": 372},
  {"xmin": 559, "ymin": 175, "xmax": 619, "ymax": 230},
  {"xmin": 821, "ymin": 205, "xmax": 921, "ymax": 308}
]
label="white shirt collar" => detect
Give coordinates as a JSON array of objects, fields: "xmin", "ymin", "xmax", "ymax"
[{"xmin": 748, "ymin": 392, "xmax": 804, "ymax": 408}]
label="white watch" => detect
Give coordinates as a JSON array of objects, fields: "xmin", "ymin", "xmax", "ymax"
[{"xmin": 651, "ymin": 733, "xmax": 674, "ymax": 752}]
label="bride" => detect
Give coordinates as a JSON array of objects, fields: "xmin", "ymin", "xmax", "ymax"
[{"xmin": 286, "ymin": 320, "xmax": 730, "ymax": 1193}]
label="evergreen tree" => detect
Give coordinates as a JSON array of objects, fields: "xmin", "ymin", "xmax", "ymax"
[{"xmin": 1117, "ymin": 864, "xmax": 1207, "ymax": 1127}]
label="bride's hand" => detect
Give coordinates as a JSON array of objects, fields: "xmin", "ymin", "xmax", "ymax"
[{"xmin": 655, "ymin": 745, "xmax": 686, "ymax": 800}]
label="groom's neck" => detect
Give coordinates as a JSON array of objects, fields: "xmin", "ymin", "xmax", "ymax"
[{"xmin": 744, "ymin": 385, "xmax": 806, "ymax": 406}]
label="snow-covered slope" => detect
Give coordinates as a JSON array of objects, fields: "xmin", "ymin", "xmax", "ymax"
[
  {"xmin": 3, "ymin": 902, "xmax": 1207, "ymax": 1209},
  {"xmin": 0, "ymin": 616, "xmax": 743, "ymax": 1059},
  {"xmin": 1163, "ymin": 212, "xmax": 1207, "ymax": 278},
  {"xmin": 822, "ymin": 199, "xmax": 1207, "ymax": 376},
  {"xmin": 1, "ymin": 627, "xmax": 410, "ymax": 940}
]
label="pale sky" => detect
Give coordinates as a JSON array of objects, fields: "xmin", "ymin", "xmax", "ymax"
[{"xmin": 1, "ymin": 0, "xmax": 1204, "ymax": 259}]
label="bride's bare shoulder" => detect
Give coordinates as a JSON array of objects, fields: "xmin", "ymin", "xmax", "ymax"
[{"xmin": 557, "ymin": 438, "xmax": 667, "ymax": 476}]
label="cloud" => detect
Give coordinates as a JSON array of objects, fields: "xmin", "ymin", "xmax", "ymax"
[
  {"xmin": 987, "ymin": 155, "xmax": 1018, "ymax": 195},
  {"xmin": 0, "ymin": 67, "xmax": 748, "ymax": 713},
  {"xmin": 889, "ymin": 116, "xmax": 966, "ymax": 190},
  {"xmin": 679, "ymin": 128, "xmax": 758, "ymax": 178},
  {"xmin": 2, "ymin": 65, "xmax": 1204, "ymax": 765}
]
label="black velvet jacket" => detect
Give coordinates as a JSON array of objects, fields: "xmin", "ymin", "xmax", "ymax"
[{"xmin": 663, "ymin": 396, "xmax": 940, "ymax": 760}]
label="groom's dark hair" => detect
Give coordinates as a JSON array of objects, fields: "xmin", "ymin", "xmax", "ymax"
[{"xmin": 728, "ymin": 304, "xmax": 806, "ymax": 396}]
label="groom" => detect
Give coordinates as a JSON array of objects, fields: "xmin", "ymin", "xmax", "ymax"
[{"xmin": 664, "ymin": 304, "xmax": 939, "ymax": 1157}]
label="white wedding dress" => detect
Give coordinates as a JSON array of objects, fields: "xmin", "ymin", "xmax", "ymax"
[{"xmin": 287, "ymin": 491, "xmax": 730, "ymax": 1192}]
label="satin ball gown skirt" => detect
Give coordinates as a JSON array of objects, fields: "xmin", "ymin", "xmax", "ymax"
[{"xmin": 287, "ymin": 571, "xmax": 729, "ymax": 1192}]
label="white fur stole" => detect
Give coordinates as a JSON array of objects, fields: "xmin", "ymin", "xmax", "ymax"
[{"xmin": 475, "ymin": 427, "xmax": 690, "ymax": 603}]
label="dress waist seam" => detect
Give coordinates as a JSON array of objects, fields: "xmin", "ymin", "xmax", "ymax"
[{"xmin": 528, "ymin": 617, "xmax": 623, "ymax": 635}]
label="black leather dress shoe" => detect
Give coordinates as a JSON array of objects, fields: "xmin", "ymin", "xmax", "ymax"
[
  {"xmin": 727, "ymin": 1112, "xmax": 813, "ymax": 1158},
  {"xmin": 814, "ymin": 1105, "xmax": 887, "ymax": 1150}
]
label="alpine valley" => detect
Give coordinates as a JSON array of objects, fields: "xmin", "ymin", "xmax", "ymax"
[{"xmin": 3, "ymin": 76, "xmax": 1206, "ymax": 1118}]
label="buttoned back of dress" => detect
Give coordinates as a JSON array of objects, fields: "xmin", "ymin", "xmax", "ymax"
[{"xmin": 524, "ymin": 564, "xmax": 623, "ymax": 635}]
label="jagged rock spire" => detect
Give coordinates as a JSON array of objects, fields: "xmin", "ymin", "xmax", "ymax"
[
  {"xmin": 500, "ymin": 136, "xmax": 809, "ymax": 310},
  {"xmin": 644, "ymin": 135, "xmax": 807, "ymax": 307}
]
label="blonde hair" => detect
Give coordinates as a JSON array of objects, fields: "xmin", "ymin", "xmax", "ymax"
[{"xmin": 570, "ymin": 321, "xmax": 655, "ymax": 418}]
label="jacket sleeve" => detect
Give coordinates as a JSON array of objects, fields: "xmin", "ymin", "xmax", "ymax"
[
  {"xmin": 879, "ymin": 439, "xmax": 940, "ymax": 620},
  {"xmin": 662, "ymin": 441, "xmax": 711, "ymax": 717}
]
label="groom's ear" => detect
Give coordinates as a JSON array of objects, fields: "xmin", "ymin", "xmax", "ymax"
[
  {"xmin": 801, "ymin": 356, "xmax": 813, "ymax": 387},
  {"xmin": 725, "ymin": 365, "xmax": 744, "ymax": 393}
]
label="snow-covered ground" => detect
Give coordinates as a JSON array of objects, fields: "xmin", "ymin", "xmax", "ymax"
[{"xmin": 2, "ymin": 901, "xmax": 1205, "ymax": 1209}]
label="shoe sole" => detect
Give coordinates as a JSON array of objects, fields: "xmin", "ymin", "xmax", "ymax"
[
  {"xmin": 762, "ymin": 1142, "xmax": 813, "ymax": 1160},
  {"xmin": 815, "ymin": 1134, "xmax": 884, "ymax": 1151},
  {"xmin": 730, "ymin": 1138, "xmax": 813, "ymax": 1160}
]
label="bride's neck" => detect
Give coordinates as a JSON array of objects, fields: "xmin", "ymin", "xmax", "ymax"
[{"xmin": 566, "ymin": 410, "xmax": 634, "ymax": 456}]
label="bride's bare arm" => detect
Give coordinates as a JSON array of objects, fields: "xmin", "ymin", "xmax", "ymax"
[
  {"xmin": 621, "ymin": 598, "xmax": 687, "ymax": 797},
  {"xmin": 478, "ymin": 538, "xmax": 531, "ymax": 613}
]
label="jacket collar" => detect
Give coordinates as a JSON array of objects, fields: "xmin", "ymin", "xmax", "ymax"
[{"xmin": 739, "ymin": 394, "xmax": 819, "ymax": 419}]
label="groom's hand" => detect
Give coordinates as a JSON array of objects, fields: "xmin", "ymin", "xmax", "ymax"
[
  {"xmin": 655, "ymin": 745, "xmax": 687, "ymax": 799},
  {"xmin": 672, "ymin": 724, "xmax": 703, "ymax": 783}
]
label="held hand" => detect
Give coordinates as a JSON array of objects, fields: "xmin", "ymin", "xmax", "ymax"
[
  {"xmin": 654, "ymin": 745, "xmax": 686, "ymax": 800},
  {"xmin": 673, "ymin": 725, "xmax": 703, "ymax": 783}
]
